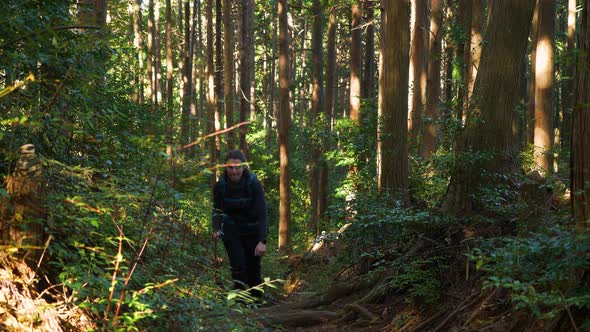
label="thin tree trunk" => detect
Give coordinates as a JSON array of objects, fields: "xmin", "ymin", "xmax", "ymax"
[
  {"xmin": 424, "ymin": 0, "xmax": 443, "ymax": 158},
  {"xmin": 320, "ymin": 5, "xmax": 337, "ymax": 220},
  {"xmin": 267, "ymin": 8, "xmax": 277, "ymax": 149},
  {"xmin": 180, "ymin": 0, "xmax": 192, "ymax": 147},
  {"xmin": 528, "ymin": 1, "xmax": 539, "ymax": 144},
  {"xmin": 533, "ymin": 0, "xmax": 555, "ymax": 175},
  {"xmin": 561, "ymin": 0, "xmax": 577, "ymax": 149},
  {"xmin": 239, "ymin": 0, "xmax": 253, "ymax": 154},
  {"xmin": 190, "ymin": 0, "xmax": 199, "ymax": 151},
  {"xmin": 215, "ymin": 0, "xmax": 223, "ymax": 154},
  {"xmin": 298, "ymin": 21, "xmax": 308, "ymax": 127},
  {"xmin": 310, "ymin": 0, "xmax": 324, "ymax": 233},
  {"xmin": 466, "ymin": 0, "xmax": 483, "ymax": 105},
  {"xmin": 278, "ymin": 0, "xmax": 291, "ymax": 253},
  {"xmin": 206, "ymin": 0, "xmax": 218, "ymax": 187},
  {"xmin": 362, "ymin": 0, "xmax": 375, "ymax": 100},
  {"xmin": 153, "ymin": 0, "xmax": 162, "ymax": 106},
  {"xmin": 572, "ymin": 0, "xmax": 590, "ymax": 233},
  {"xmin": 131, "ymin": 0, "xmax": 144, "ymax": 104},
  {"xmin": 165, "ymin": 0, "xmax": 174, "ymax": 155},
  {"xmin": 222, "ymin": 0, "xmax": 235, "ymax": 148},
  {"xmin": 408, "ymin": 0, "xmax": 428, "ymax": 146},
  {"xmin": 147, "ymin": 0, "xmax": 155, "ymax": 103},
  {"xmin": 350, "ymin": 1, "xmax": 362, "ymax": 122}
]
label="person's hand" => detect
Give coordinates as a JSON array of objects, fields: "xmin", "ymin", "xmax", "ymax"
[
  {"xmin": 254, "ymin": 241, "xmax": 266, "ymax": 256},
  {"xmin": 213, "ymin": 231, "xmax": 222, "ymax": 240}
]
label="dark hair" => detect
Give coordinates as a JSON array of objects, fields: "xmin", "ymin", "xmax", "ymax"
[{"xmin": 225, "ymin": 149, "xmax": 247, "ymax": 162}]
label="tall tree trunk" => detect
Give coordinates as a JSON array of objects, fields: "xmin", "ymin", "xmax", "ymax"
[
  {"xmin": 362, "ymin": 0, "xmax": 375, "ymax": 100},
  {"xmin": 528, "ymin": 1, "xmax": 539, "ymax": 144},
  {"xmin": 310, "ymin": 0, "xmax": 324, "ymax": 233},
  {"xmin": 267, "ymin": 8, "xmax": 277, "ymax": 149},
  {"xmin": 408, "ymin": 0, "xmax": 428, "ymax": 146},
  {"xmin": 215, "ymin": 0, "xmax": 223, "ymax": 155},
  {"xmin": 131, "ymin": 0, "xmax": 144, "ymax": 104},
  {"xmin": 455, "ymin": 0, "xmax": 470, "ymax": 126},
  {"xmin": 165, "ymin": 0, "xmax": 174, "ymax": 155},
  {"xmin": 239, "ymin": 0, "xmax": 254, "ymax": 154},
  {"xmin": 533, "ymin": 0, "xmax": 555, "ymax": 175},
  {"xmin": 423, "ymin": 0, "xmax": 443, "ymax": 157},
  {"xmin": 199, "ymin": 5, "xmax": 206, "ymax": 139},
  {"xmin": 147, "ymin": 0, "xmax": 155, "ymax": 103},
  {"xmin": 206, "ymin": 0, "xmax": 218, "ymax": 187},
  {"xmin": 466, "ymin": 0, "xmax": 483, "ymax": 105},
  {"xmin": 561, "ymin": 0, "xmax": 577, "ymax": 149},
  {"xmin": 222, "ymin": 0, "xmax": 235, "ymax": 148},
  {"xmin": 442, "ymin": 0, "xmax": 535, "ymax": 214},
  {"xmin": 180, "ymin": 0, "xmax": 192, "ymax": 147},
  {"xmin": 153, "ymin": 0, "xmax": 162, "ymax": 106},
  {"xmin": 190, "ymin": 0, "xmax": 199, "ymax": 151},
  {"xmin": 377, "ymin": 0, "xmax": 410, "ymax": 201},
  {"xmin": 572, "ymin": 0, "xmax": 590, "ymax": 233},
  {"xmin": 350, "ymin": 1, "xmax": 362, "ymax": 122},
  {"xmin": 278, "ymin": 0, "xmax": 291, "ymax": 252},
  {"xmin": 326, "ymin": 5, "xmax": 337, "ymax": 131},
  {"xmin": 320, "ymin": 4, "xmax": 338, "ymax": 222},
  {"xmin": 297, "ymin": 21, "xmax": 308, "ymax": 127}
]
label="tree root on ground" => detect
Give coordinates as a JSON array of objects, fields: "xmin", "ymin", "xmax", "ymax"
[{"xmin": 255, "ymin": 310, "xmax": 339, "ymax": 327}]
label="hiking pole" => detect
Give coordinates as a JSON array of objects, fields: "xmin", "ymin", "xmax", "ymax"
[{"xmin": 213, "ymin": 236, "xmax": 218, "ymax": 283}]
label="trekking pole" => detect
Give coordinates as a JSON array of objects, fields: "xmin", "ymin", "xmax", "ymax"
[{"xmin": 213, "ymin": 236, "xmax": 218, "ymax": 283}]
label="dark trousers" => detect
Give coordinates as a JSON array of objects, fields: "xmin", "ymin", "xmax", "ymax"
[{"xmin": 222, "ymin": 224, "xmax": 263, "ymax": 293}]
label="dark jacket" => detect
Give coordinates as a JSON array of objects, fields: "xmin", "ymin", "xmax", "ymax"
[{"xmin": 212, "ymin": 169, "xmax": 268, "ymax": 242}]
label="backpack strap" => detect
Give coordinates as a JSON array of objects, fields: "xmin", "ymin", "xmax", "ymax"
[{"xmin": 246, "ymin": 173, "xmax": 256, "ymax": 197}]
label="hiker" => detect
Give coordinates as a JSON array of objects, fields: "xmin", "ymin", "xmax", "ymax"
[{"xmin": 212, "ymin": 149, "xmax": 268, "ymax": 297}]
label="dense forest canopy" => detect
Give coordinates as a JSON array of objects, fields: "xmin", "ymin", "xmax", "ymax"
[{"xmin": 1, "ymin": 0, "xmax": 589, "ymax": 330}]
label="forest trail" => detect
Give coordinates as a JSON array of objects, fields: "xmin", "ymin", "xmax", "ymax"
[{"xmin": 251, "ymin": 228, "xmax": 580, "ymax": 332}]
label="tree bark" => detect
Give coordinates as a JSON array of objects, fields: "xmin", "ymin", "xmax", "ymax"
[
  {"xmin": 350, "ymin": 1, "xmax": 362, "ymax": 122},
  {"xmin": 278, "ymin": 0, "xmax": 291, "ymax": 252},
  {"xmin": 165, "ymin": 0, "xmax": 174, "ymax": 155},
  {"xmin": 423, "ymin": 0, "xmax": 443, "ymax": 158},
  {"xmin": 310, "ymin": 0, "xmax": 324, "ymax": 233},
  {"xmin": 442, "ymin": 0, "xmax": 535, "ymax": 214},
  {"xmin": 222, "ymin": 0, "xmax": 235, "ymax": 148},
  {"xmin": 362, "ymin": 0, "xmax": 375, "ymax": 100},
  {"xmin": 147, "ymin": 0, "xmax": 155, "ymax": 103},
  {"xmin": 533, "ymin": 0, "xmax": 555, "ymax": 175},
  {"xmin": 153, "ymin": 0, "xmax": 162, "ymax": 106},
  {"xmin": 206, "ymin": 0, "xmax": 218, "ymax": 187},
  {"xmin": 214, "ymin": 0, "xmax": 222, "ymax": 155},
  {"xmin": 528, "ymin": 1, "xmax": 539, "ymax": 144},
  {"xmin": 131, "ymin": 0, "xmax": 144, "ymax": 104},
  {"xmin": 466, "ymin": 0, "xmax": 483, "ymax": 105},
  {"xmin": 561, "ymin": 0, "xmax": 577, "ymax": 150},
  {"xmin": 180, "ymin": 0, "xmax": 192, "ymax": 147},
  {"xmin": 572, "ymin": 0, "xmax": 590, "ymax": 233},
  {"xmin": 377, "ymin": 0, "xmax": 410, "ymax": 200},
  {"xmin": 239, "ymin": 0, "xmax": 254, "ymax": 155},
  {"xmin": 408, "ymin": 0, "xmax": 428, "ymax": 146}
]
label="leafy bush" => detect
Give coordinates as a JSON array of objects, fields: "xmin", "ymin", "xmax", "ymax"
[{"xmin": 473, "ymin": 228, "xmax": 590, "ymax": 319}]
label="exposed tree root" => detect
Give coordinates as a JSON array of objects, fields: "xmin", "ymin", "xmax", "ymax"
[{"xmin": 256, "ymin": 310, "xmax": 339, "ymax": 327}]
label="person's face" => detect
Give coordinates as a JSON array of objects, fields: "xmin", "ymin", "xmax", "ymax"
[{"xmin": 226, "ymin": 158, "xmax": 244, "ymax": 182}]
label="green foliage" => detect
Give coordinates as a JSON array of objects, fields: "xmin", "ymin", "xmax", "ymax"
[
  {"xmin": 339, "ymin": 192, "xmax": 459, "ymax": 304},
  {"xmin": 473, "ymin": 228, "xmax": 590, "ymax": 318}
]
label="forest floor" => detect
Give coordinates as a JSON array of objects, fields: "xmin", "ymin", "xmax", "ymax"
[{"xmin": 253, "ymin": 221, "xmax": 584, "ymax": 332}]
